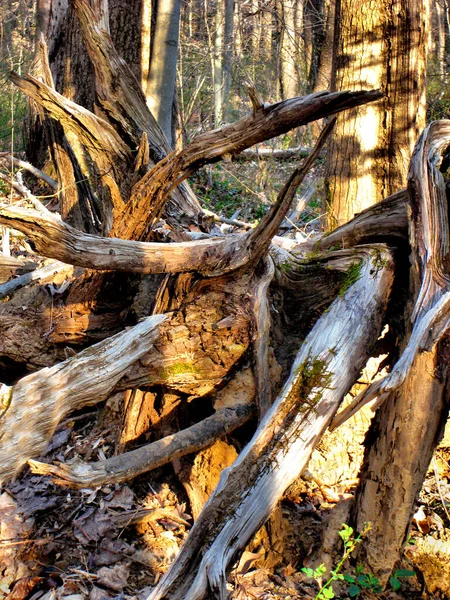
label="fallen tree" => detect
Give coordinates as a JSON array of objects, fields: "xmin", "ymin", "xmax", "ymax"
[{"xmin": 0, "ymin": 1, "xmax": 449, "ymax": 597}]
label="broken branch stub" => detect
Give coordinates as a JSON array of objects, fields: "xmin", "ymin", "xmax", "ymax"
[
  {"xmin": 0, "ymin": 315, "xmax": 166, "ymax": 484},
  {"xmin": 147, "ymin": 245, "xmax": 394, "ymax": 600}
]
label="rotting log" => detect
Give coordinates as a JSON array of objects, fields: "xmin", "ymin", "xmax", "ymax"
[
  {"xmin": 0, "ymin": 314, "xmax": 165, "ymax": 484},
  {"xmin": 350, "ymin": 120, "xmax": 450, "ymax": 583},
  {"xmin": 147, "ymin": 244, "xmax": 394, "ymax": 600}
]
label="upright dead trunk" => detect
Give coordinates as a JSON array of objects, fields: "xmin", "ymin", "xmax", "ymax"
[
  {"xmin": 279, "ymin": 0, "xmax": 300, "ymax": 99},
  {"xmin": 351, "ymin": 120, "xmax": 450, "ymax": 583},
  {"xmin": 213, "ymin": 0, "xmax": 224, "ymax": 126},
  {"xmin": 326, "ymin": 0, "xmax": 428, "ymax": 228},
  {"xmin": 223, "ymin": 0, "xmax": 234, "ymax": 121}
]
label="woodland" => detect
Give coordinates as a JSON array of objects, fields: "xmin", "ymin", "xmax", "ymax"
[{"xmin": 0, "ymin": 0, "xmax": 450, "ymax": 599}]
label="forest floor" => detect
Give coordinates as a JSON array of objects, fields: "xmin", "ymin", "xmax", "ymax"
[{"xmin": 1, "ymin": 159, "xmax": 450, "ymax": 600}]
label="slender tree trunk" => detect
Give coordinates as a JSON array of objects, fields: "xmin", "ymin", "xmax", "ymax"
[
  {"xmin": 146, "ymin": 0, "xmax": 182, "ymax": 145},
  {"xmin": 279, "ymin": 0, "xmax": 299, "ymax": 99},
  {"xmin": 213, "ymin": 0, "xmax": 224, "ymax": 126},
  {"xmin": 223, "ymin": 0, "xmax": 234, "ymax": 121}
]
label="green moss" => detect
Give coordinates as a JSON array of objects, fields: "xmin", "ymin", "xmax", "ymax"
[
  {"xmin": 339, "ymin": 261, "xmax": 362, "ymax": 297},
  {"xmin": 291, "ymin": 355, "xmax": 334, "ymax": 407},
  {"xmin": 227, "ymin": 343, "xmax": 247, "ymax": 354},
  {"xmin": 370, "ymin": 247, "xmax": 389, "ymax": 272}
]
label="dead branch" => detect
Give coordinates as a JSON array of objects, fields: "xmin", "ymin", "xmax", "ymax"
[
  {"xmin": 0, "ymin": 154, "xmax": 57, "ymax": 190},
  {"xmin": 0, "ymin": 315, "xmax": 165, "ymax": 483},
  {"xmin": 147, "ymin": 245, "xmax": 394, "ymax": 600},
  {"xmin": 28, "ymin": 403, "xmax": 254, "ymax": 488},
  {"xmin": 113, "ymin": 91, "xmax": 382, "ymax": 241},
  {"xmin": 0, "ymin": 260, "xmax": 71, "ymax": 300},
  {"xmin": 0, "ymin": 122, "xmax": 333, "ymax": 278}
]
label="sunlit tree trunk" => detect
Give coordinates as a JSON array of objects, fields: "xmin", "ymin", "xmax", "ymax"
[
  {"xmin": 326, "ymin": 0, "xmax": 429, "ymax": 228},
  {"xmin": 223, "ymin": 0, "xmax": 234, "ymax": 120},
  {"xmin": 213, "ymin": 0, "xmax": 224, "ymax": 126}
]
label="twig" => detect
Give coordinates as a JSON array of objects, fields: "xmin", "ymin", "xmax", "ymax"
[{"xmin": 0, "ymin": 153, "xmax": 58, "ymax": 190}]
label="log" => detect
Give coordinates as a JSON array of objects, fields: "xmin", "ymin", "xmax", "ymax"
[
  {"xmin": 0, "ymin": 314, "xmax": 165, "ymax": 484},
  {"xmin": 234, "ymin": 146, "xmax": 324, "ymax": 161},
  {"xmin": 0, "ymin": 260, "xmax": 71, "ymax": 300},
  {"xmin": 147, "ymin": 244, "xmax": 394, "ymax": 600}
]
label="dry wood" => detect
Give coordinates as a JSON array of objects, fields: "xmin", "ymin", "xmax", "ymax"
[
  {"xmin": 0, "ymin": 121, "xmax": 334, "ymax": 279},
  {"xmin": 69, "ymin": 0, "xmax": 204, "ymax": 229},
  {"xmin": 28, "ymin": 403, "xmax": 254, "ymax": 488},
  {"xmin": 0, "ymin": 153, "xmax": 57, "ymax": 190},
  {"xmin": 352, "ymin": 119, "xmax": 450, "ymax": 582},
  {"xmin": 252, "ymin": 257, "xmax": 275, "ymax": 419},
  {"xmin": 0, "ymin": 260, "xmax": 70, "ymax": 300},
  {"xmin": 10, "ymin": 71, "xmax": 130, "ymax": 231},
  {"xmin": 147, "ymin": 245, "xmax": 394, "ymax": 600},
  {"xmin": 112, "ymin": 91, "xmax": 382, "ymax": 241},
  {"xmin": 0, "ymin": 315, "xmax": 165, "ymax": 484}
]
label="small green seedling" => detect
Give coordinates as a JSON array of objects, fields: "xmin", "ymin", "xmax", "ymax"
[{"xmin": 302, "ymin": 523, "xmax": 371, "ymax": 600}]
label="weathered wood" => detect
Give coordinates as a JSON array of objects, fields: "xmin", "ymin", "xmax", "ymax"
[
  {"xmin": 0, "ymin": 315, "xmax": 165, "ymax": 484},
  {"xmin": 112, "ymin": 91, "xmax": 382, "ymax": 241},
  {"xmin": 28, "ymin": 403, "xmax": 254, "ymax": 488},
  {"xmin": 0, "ymin": 122, "xmax": 334, "ymax": 281},
  {"xmin": 352, "ymin": 119, "xmax": 450, "ymax": 583},
  {"xmin": 0, "ymin": 260, "xmax": 70, "ymax": 300},
  {"xmin": 147, "ymin": 245, "xmax": 394, "ymax": 600},
  {"xmin": 0, "ymin": 255, "xmax": 36, "ymax": 284}
]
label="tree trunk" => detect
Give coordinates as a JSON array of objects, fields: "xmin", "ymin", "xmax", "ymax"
[
  {"xmin": 146, "ymin": 0, "xmax": 182, "ymax": 146},
  {"xmin": 352, "ymin": 120, "xmax": 450, "ymax": 583},
  {"xmin": 326, "ymin": 0, "xmax": 428, "ymax": 228}
]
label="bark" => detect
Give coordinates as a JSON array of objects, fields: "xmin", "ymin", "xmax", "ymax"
[
  {"xmin": 350, "ymin": 120, "xmax": 450, "ymax": 583},
  {"xmin": 147, "ymin": 244, "xmax": 394, "ymax": 600},
  {"xmin": 146, "ymin": 0, "xmax": 182, "ymax": 145},
  {"xmin": 326, "ymin": 0, "xmax": 428, "ymax": 228}
]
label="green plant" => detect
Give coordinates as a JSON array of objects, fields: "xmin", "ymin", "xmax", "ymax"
[
  {"xmin": 302, "ymin": 523, "xmax": 372, "ymax": 599},
  {"xmin": 302, "ymin": 523, "xmax": 415, "ymax": 599}
]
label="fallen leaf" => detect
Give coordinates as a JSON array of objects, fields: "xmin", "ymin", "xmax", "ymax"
[{"xmin": 96, "ymin": 563, "xmax": 130, "ymax": 591}]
